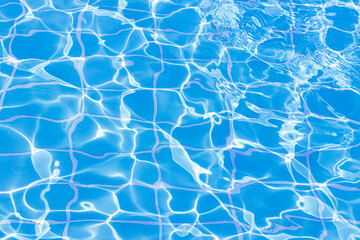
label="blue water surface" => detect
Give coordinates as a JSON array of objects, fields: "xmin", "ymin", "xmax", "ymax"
[{"xmin": 1, "ymin": 0, "xmax": 360, "ymax": 239}]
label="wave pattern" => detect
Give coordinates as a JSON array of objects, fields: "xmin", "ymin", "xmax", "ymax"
[{"xmin": 1, "ymin": 0, "xmax": 360, "ymax": 239}]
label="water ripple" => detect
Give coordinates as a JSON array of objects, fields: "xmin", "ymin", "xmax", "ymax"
[{"xmin": 0, "ymin": 0, "xmax": 360, "ymax": 239}]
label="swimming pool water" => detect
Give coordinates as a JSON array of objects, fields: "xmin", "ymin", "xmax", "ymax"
[{"xmin": 1, "ymin": 0, "xmax": 360, "ymax": 239}]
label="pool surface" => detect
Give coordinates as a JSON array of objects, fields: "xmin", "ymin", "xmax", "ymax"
[{"xmin": 1, "ymin": 0, "xmax": 360, "ymax": 239}]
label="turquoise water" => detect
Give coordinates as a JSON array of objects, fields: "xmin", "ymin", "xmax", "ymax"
[{"xmin": 1, "ymin": 0, "xmax": 360, "ymax": 239}]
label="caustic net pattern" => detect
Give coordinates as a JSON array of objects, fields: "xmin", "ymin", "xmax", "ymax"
[{"xmin": 1, "ymin": 0, "xmax": 360, "ymax": 239}]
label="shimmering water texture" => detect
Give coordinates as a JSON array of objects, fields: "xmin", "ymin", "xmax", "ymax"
[{"xmin": 1, "ymin": 0, "xmax": 360, "ymax": 239}]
